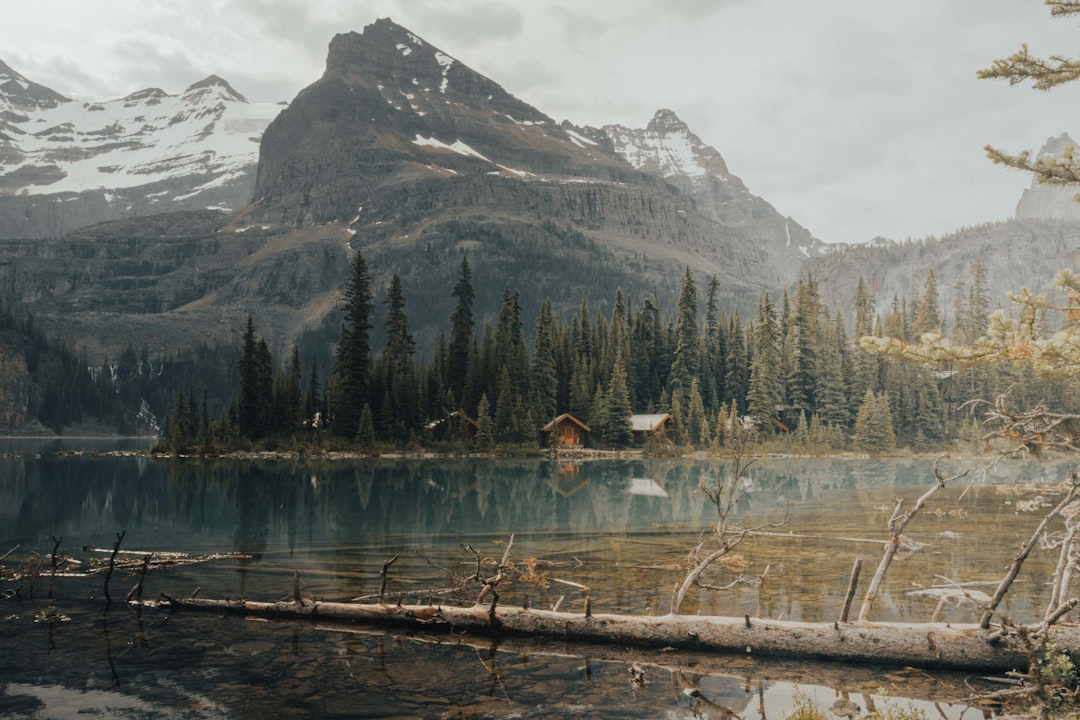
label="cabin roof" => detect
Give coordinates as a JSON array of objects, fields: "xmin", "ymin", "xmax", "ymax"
[
  {"xmin": 630, "ymin": 413, "xmax": 672, "ymax": 432},
  {"xmin": 542, "ymin": 413, "xmax": 591, "ymax": 433}
]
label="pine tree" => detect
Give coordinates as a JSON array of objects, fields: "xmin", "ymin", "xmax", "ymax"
[
  {"xmin": 601, "ymin": 351, "xmax": 634, "ymax": 448},
  {"xmin": 669, "ymin": 267, "xmax": 700, "ymax": 399},
  {"xmin": 237, "ymin": 316, "xmax": 272, "ymax": 440},
  {"xmin": 448, "ymin": 256, "xmax": 475, "ymax": 409},
  {"xmin": 356, "ymin": 403, "xmax": 376, "ymax": 449},
  {"xmin": 853, "ymin": 390, "xmax": 896, "ymax": 453},
  {"xmin": 913, "ymin": 269, "xmax": 941, "ymax": 335},
  {"xmin": 747, "ymin": 293, "xmax": 782, "ymax": 432},
  {"xmin": 333, "ymin": 250, "xmax": 374, "ymax": 438},
  {"xmin": 529, "ymin": 300, "xmax": 558, "ymax": 432},
  {"xmin": 475, "ymin": 392, "xmax": 494, "ymax": 450},
  {"xmin": 685, "ymin": 377, "xmax": 710, "ymax": 447}
]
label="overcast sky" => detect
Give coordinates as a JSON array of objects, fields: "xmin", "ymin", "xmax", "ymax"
[{"xmin": 5, "ymin": 0, "xmax": 1078, "ymax": 245}]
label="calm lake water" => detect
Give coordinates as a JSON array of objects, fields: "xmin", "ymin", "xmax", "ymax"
[{"xmin": 1, "ymin": 442, "xmax": 1076, "ymax": 719}]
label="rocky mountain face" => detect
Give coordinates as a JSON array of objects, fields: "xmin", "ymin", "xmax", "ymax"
[
  {"xmin": 0, "ymin": 60, "xmax": 281, "ymax": 239},
  {"xmin": 2, "ymin": 18, "xmax": 821, "ymax": 364},
  {"xmin": 602, "ymin": 109, "xmax": 826, "ymax": 278},
  {"xmin": 805, "ymin": 219, "xmax": 1080, "ymax": 323},
  {"xmin": 1013, "ymin": 134, "xmax": 1080, "ymax": 222}
]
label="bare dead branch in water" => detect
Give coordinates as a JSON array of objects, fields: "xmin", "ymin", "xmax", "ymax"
[
  {"xmin": 103, "ymin": 530, "xmax": 126, "ymax": 606},
  {"xmin": 839, "ymin": 558, "xmax": 862, "ymax": 623},
  {"xmin": 378, "ymin": 555, "xmax": 399, "ymax": 604},
  {"xmin": 857, "ymin": 456, "xmax": 961, "ymax": 622},
  {"xmin": 672, "ymin": 420, "xmax": 786, "ymax": 615},
  {"xmin": 981, "ymin": 473, "xmax": 1080, "ymax": 629},
  {"xmin": 124, "ymin": 553, "xmax": 153, "ymax": 604}
]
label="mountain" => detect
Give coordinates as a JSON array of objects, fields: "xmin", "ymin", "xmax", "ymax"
[
  {"xmin": 1014, "ymin": 133, "xmax": 1080, "ymax": 222},
  {"xmin": 0, "ymin": 60, "xmax": 281, "ymax": 238},
  {"xmin": 602, "ymin": 109, "xmax": 826, "ymax": 277},
  {"xmin": 1, "ymin": 18, "xmax": 823, "ymax": 365},
  {"xmin": 804, "ymin": 219, "xmax": 1080, "ymax": 322}
]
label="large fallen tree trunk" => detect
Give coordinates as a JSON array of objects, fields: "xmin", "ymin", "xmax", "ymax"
[{"xmin": 140, "ymin": 594, "xmax": 1077, "ymax": 673}]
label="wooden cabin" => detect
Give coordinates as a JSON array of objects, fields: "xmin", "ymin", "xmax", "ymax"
[
  {"xmin": 630, "ymin": 413, "xmax": 672, "ymax": 446},
  {"xmin": 542, "ymin": 413, "xmax": 590, "ymax": 448},
  {"xmin": 425, "ymin": 409, "xmax": 478, "ymax": 442}
]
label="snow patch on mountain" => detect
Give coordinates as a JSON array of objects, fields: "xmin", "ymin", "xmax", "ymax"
[
  {"xmin": 0, "ymin": 72, "xmax": 280, "ymax": 197},
  {"xmin": 603, "ymin": 109, "xmax": 730, "ymax": 179}
]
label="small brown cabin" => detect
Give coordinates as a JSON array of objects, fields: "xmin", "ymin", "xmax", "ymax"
[{"xmin": 542, "ymin": 413, "xmax": 591, "ymax": 448}]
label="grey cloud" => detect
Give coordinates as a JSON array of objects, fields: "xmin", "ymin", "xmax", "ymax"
[{"xmin": 406, "ymin": 1, "xmax": 525, "ymax": 45}]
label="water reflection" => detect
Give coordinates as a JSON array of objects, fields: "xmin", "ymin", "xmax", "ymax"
[{"xmin": 1, "ymin": 451, "xmax": 1076, "ymax": 718}]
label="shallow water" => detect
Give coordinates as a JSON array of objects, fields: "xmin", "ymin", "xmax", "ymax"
[{"xmin": 0, "ymin": 448, "xmax": 1075, "ymax": 718}]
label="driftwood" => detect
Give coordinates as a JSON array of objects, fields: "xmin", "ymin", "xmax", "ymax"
[{"xmin": 138, "ymin": 593, "xmax": 1079, "ymax": 673}]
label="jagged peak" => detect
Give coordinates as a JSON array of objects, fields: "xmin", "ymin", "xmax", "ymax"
[
  {"xmin": 1037, "ymin": 132, "xmax": 1076, "ymax": 158},
  {"xmin": 320, "ymin": 18, "xmax": 550, "ymax": 123},
  {"xmin": 183, "ymin": 75, "xmax": 247, "ymax": 103},
  {"xmin": 646, "ymin": 108, "xmax": 689, "ymax": 135}
]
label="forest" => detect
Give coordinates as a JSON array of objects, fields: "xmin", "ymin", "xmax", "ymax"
[{"xmin": 153, "ymin": 251, "xmax": 1080, "ymax": 455}]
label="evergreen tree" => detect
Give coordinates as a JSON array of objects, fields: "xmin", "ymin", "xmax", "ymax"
[
  {"xmin": 356, "ymin": 403, "xmax": 376, "ymax": 449},
  {"xmin": 669, "ymin": 267, "xmax": 700, "ymax": 398},
  {"xmin": 685, "ymin": 377, "xmax": 710, "ymax": 447},
  {"xmin": 333, "ymin": 250, "xmax": 374, "ymax": 438},
  {"xmin": 237, "ymin": 316, "xmax": 273, "ymax": 440},
  {"xmin": 529, "ymin": 300, "xmax": 558, "ymax": 430},
  {"xmin": 475, "ymin": 392, "xmax": 494, "ymax": 451},
  {"xmin": 786, "ymin": 276, "xmax": 820, "ymax": 424},
  {"xmin": 600, "ymin": 350, "xmax": 634, "ymax": 448},
  {"xmin": 448, "ymin": 256, "xmax": 475, "ymax": 409},
  {"xmin": 747, "ymin": 293, "xmax": 782, "ymax": 432},
  {"xmin": 913, "ymin": 269, "xmax": 941, "ymax": 335},
  {"xmin": 853, "ymin": 390, "xmax": 896, "ymax": 453},
  {"xmin": 703, "ymin": 275, "xmax": 726, "ymax": 411}
]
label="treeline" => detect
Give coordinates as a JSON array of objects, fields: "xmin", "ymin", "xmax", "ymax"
[
  {"xmin": 0, "ymin": 297, "xmax": 137, "ymax": 433},
  {"xmin": 162, "ymin": 254, "xmax": 1079, "ymax": 454}
]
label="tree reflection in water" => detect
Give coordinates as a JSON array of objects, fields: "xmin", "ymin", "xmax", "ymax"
[{"xmin": 0, "ymin": 450, "xmax": 1074, "ymax": 717}]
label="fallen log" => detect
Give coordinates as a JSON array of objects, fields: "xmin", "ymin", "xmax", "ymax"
[{"xmin": 138, "ymin": 594, "xmax": 1075, "ymax": 673}]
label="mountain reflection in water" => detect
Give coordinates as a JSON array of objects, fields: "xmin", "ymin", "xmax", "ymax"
[{"xmin": 0, "ymin": 449, "xmax": 1074, "ymax": 718}]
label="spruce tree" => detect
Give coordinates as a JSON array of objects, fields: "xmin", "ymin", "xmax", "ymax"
[
  {"xmin": 475, "ymin": 392, "xmax": 494, "ymax": 451},
  {"xmin": 530, "ymin": 300, "xmax": 558, "ymax": 430},
  {"xmin": 747, "ymin": 293, "xmax": 782, "ymax": 432},
  {"xmin": 333, "ymin": 250, "xmax": 374, "ymax": 438},
  {"xmin": 601, "ymin": 351, "xmax": 634, "ymax": 448},
  {"xmin": 669, "ymin": 267, "xmax": 700, "ymax": 399},
  {"xmin": 448, "ymin": 256, "xmax": 475, "ymax": 409}
]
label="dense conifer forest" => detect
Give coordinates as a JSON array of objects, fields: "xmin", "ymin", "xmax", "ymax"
[{"xmin": 154, "ymin": 253, "xmax": 1080, "ymax": 455}]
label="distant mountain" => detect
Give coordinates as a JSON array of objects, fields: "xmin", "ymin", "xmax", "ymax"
[
  {"xmin": 0, "ymin": 60, "xmax": 281, "ymax": 238},
  {"xmin": 804, "ymin": 219, "xmax": 1080, "ymax": 323},
  {"xmin": 1014, "ymin": 133, "xmax": 1080, "ymax": 222},
  {"xmin": 602, "ymin": 109, "xmax": 826, "ymax": 277}
]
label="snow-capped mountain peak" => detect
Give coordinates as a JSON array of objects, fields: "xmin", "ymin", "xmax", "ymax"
[{"xmin": 603, "ymin": 108, "xmax": 731, "ymax": 179}]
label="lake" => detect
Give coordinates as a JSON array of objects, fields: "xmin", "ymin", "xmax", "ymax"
[{"xmin": 1, "ymin": 442, "xmax": 1076, "ymax": 718}]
